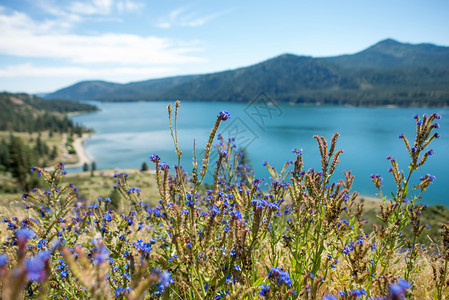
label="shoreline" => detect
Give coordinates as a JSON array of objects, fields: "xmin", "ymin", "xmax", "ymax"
[
  {"xmin": 67, "ymin": 133, "xmax": 93, "ymax": 168},
  {"xmin": 44, "ymin": 133, "xmax": 93, "ymax": 172}
]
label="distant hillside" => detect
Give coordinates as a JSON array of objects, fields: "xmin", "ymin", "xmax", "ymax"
[
  {"xmin": 0, "ymin": 92, "xmax": 97, "ymax": 132},
  {"xmin": 324, "ymin": 39, "xmax": 449, "ymax": 69},
  {"xmin": 47, "ymin": 39, "xmax": 449, "ymax": 106}
]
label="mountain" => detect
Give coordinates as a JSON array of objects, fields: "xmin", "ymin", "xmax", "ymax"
[
  {"xmin": 47, "ymin": 39, "xmax": 449, "ymax": 106},
  {"xmin": 324, "ymin": 38, "xmax": 449, "ymax": 69}
]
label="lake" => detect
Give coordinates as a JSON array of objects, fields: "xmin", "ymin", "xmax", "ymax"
[{"xmin": 70, "ymin": 101, "xmax": 449, "ymax": 205}]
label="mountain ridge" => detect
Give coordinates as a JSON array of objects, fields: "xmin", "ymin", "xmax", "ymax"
[{"xmin": 46, "ymin": 39, "xmax": 449, "ymax": 106}]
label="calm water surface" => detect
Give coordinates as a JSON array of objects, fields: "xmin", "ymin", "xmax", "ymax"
[{"xmin": 70, "ymin": 102, "xmax": 449, "ymax": 205}]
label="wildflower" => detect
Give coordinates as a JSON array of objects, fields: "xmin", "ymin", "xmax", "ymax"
[
  {"xmin": 323, "ymin": 295, "xmax": 337, "ymax": 300},
  {"xmin": 389, "ymin": 278, "xmax": 411, "ymax": 299},
  {"xmin": 218, "ymin": 110, "xmax": 231, "ymax": 121},
  {"xmin": 160, "ymin": 162, "xmax": 170, "ymax": 170},
  {"xmin": 16, "ymin": 227, "xmax": 36, "ymax": 244},
  {"xmin": 38, "ymin": 239, "xmax": 48, "ymax": 249},
  {"xmin": 349, "ymin": 288, "xmax": 366, "ymax": 298},
  {"xmin": 259, "ymin": 284, "xmax": 270, "ymax": 297},
  {"xmin": 220, "ymin": 150, "xmax": 228, "ymax": 158},
  {"xmin": 26, "ymin": 251, "xmax": 50, "ymax": 282},
  {"xmin": 0, "ymin": 253, "xmax": 8, "ymax": 267},
  {"xmin": 267, "ymin": 267, "xmax": 292, "ymax": 287},
  {"xmin": 291, "ymin": 148, "xmax": 303, "ymax": 155},
  {"xmin": 149, "ymin": 153, "xmax": 160, "ymax": 162},
  {"xmin": 94, "ymin": 243, "xmax": 109, "ymax": 265},
  {"xmin": 230, "ymin": 210, "xmax": 242, "ymax": 220},
  {"xmin": 103, "ymin": 214, "xmax": 113, "ymax": 222}
]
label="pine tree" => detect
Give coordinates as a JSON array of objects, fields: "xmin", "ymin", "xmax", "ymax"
[
  {"xmin": 91, "ymin": 161, "xmax": 96, "ymax": 177},
  {"xmin": 8, "ymin": 136, "xmax": 38, "ymax": 192}
]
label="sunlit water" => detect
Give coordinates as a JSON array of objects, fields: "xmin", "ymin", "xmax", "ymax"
[{"xmin": 70, "ymin": 101, "xmax": 449, "ymax": 205}]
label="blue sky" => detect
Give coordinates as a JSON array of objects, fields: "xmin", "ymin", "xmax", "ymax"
[{"xmin": 0, "ymin": 0, "xmax": 448, "ymax": 94}]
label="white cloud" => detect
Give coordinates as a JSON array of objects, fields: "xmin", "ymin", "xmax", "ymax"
[
  {"xmin": 0, "ymin": 9, "xmax": 205, "ymax": 65},
  {"xmin": 116, "ymin": 0, "xmax": 144, "ymax": 13},
  {"xmin": 0, "ymin": 63, "xmax": 176, "ymax": 78},
  {"xmin": 157, "ymin": 7, "xmax": 229, "ymax": 29},
  {"xmin": 68, "ymin": 0, "xmax": 113, "ymax": 15},
  {"xmin": 37, "ymin": 0, "xmax": 143, "ymax": 16}
]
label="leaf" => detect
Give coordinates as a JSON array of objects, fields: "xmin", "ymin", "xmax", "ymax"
[{"xmin": 253, "ymin": 277, "xmax": 264, "ymax": 287}]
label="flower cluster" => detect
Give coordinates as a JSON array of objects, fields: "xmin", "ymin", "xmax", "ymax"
[{"xmin": 0, "ymin": 109, "xmax": 444, "ymax": 299}]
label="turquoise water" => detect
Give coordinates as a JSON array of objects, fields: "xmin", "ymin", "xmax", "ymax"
[{"xmin": 70, "ymin": 101, "xmax": 449, "ymax": 205}]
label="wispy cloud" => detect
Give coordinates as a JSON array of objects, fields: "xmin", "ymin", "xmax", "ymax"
[
  {"xmin": 37, "ymin": 0, "xmax": 144, "ymax": 16},
  {"xmin": 68, "ymin": 0, "xmax": 114, "ymax": 15},
  {"xmin": 0, "ymin": 8, "xmax": 205, "ymax": 65},
  {"xmin": 115, "ymin": 0, "xmax": 144, "ymax": 13},
  {"xmin": 0, "ymin": 64, "xmax": 176, "ymax": 78},
  {"xmin": 157, "ymin": 7, "xmax": 229, "ymax": 29}
]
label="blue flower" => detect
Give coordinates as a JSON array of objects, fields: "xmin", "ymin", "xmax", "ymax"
[
  {"xmin": 0, "ymin": 253, "xmax": 8, "ymax": 267},
  {"xmin": 259, "ymin": 284, "xmax": 270, "ymax": 297},
  {"xmin": 25, "ymin": 251, "xmax": 50, "ymax": 282},
  {"xmin": 230, "ymin": 210, "xmax": 242, "ymax": 220},
  {"xmin": 159, "ymin": 162, "xmax": 170, "ymax": 170},
  {"xmin": 16, "ymin": 227, "xmax": 36, "ymax": 244},
  {"xmin": 389, "ymin": 278, "xmax": 411, "ymax": 298},
  {"xmin": 267, "ymin": 267, "xmax": 292, "ymax": 287},
  {"xmin": 94, "ymin": 243, "xmax": 109, "ymax": 265},
  {"xmin": 218, "ymin": 110, "xmax": 231, "ymax": 121},
  {"xmin": 149, "ymin": 153, "xmax": 160, "ymax": 162}
]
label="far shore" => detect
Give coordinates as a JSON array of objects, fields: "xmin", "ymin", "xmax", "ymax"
[{"xmin": 57, "ymin": 133, "xmax": 383, "ymax": 206}]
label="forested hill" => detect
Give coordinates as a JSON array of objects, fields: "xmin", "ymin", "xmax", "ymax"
[
  {"xmin": 0, "ymin": 92, "xmax": 97, "ymax": 133},
  {"xmin": 47, "ymin": 39, "xmax": 449, "ymax": 106}
]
